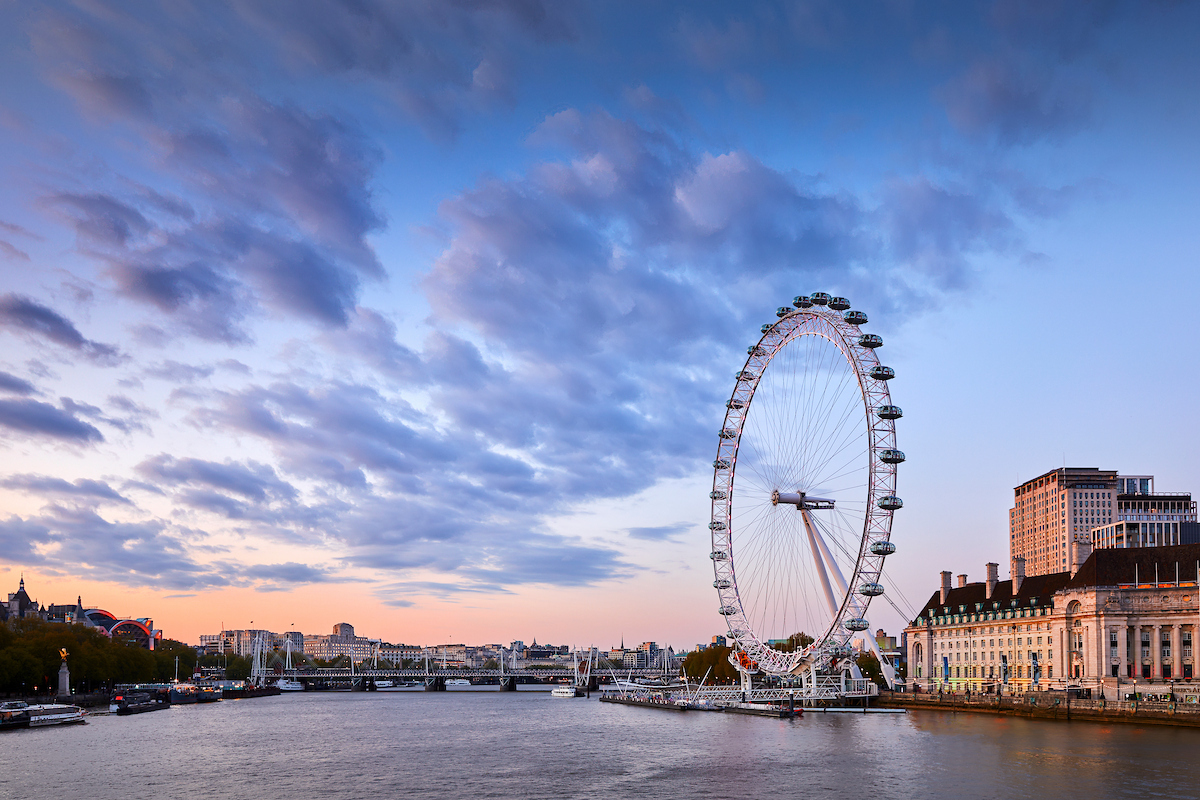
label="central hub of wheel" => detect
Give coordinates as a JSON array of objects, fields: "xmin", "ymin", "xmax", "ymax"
[{"xmin": 772, "ymin": 490, "xmax": 835, "ymax": 509}]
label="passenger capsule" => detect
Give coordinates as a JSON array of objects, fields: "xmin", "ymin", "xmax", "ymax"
[
  {"xmin": 810, "ymin": 292, "xmax": 831, "ymax": 305},
  {"xmin": 844, "ymin": 310, "xmax": 868, "ymax": 326},
  {"xmin": 870, "ymin": 540, "xmax": 897, "ymax": 556},
  {"xmin": 747, "ymin": 346, "xmax": 767, "ymax": 356},
  {"xmin": 793, "ymin": 295, "xmax": 813, "ymax": 308},
  {"xmin": 713, "ymin": 459, "xmax": 730, "ymax": 470},
  {"xmin": 776, "ymin": 306, "xmax": 792, "ymax": 318},
  {"xmin": 879, "ymin": 449, "xmax": 905, "ymax": 464},
  {"xmin": 878, "ymin": 495, "xmax": 903, "ymax": 511},
  {"xmin": 713, "ymin": 579, "xmax": 732, "ymax": 589},
  {"xmin": 827, "ymin": 645, "xmax": 854, "ymax": 659},
  {"xmin": 718, "ymin": 606, "xmax": 738, "ymax": 616},
  {"xmin": 828, "ymin": 296, "xmax": 851, "ymax": 311},
  {"xmin": 709, "ymin": 490, "xmax": 727, "ymax": 500},
  {"xmin": 710, "ymin": 550, "xmax": 729, "ymax": 561},
  {"xmin": 726, "ymin": 399, "xmax": 744, "ymax": 410},
  {"xmin": 859, "ymin": 333, "xmax": 883, "ymax": 348},
  {"xmin": 876, "ymin": 405, "xmax": 902, "ymax": 420},
  {"xmin": 735, "ymin": 370, "xmax": 756, "ymax": 381},
  {"xmin": 708, "ymin": 521, "xmax": 726, "ymax": 531},
  {"xmin": 858, "ymin": 582, "xmax": 885, "ymax": 597},
  {"xmin": 761, "ymin": 323, "xmax": 774, "ymax": 333},
  {"xmin": 844, "ymin": 618, "xmax": 869, "ymax": 632},
  {"xmin": 869, "ymin": 365, "xmax": 895, "ymax": 381},
  {"xmin": 719, "ymin": 428, "xmax": 737, "ymax": 440}
]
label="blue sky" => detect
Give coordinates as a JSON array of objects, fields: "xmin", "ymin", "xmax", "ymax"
[{"xmin": 0, "ymin": 1, "xmax": 1197, "ymax": 647}]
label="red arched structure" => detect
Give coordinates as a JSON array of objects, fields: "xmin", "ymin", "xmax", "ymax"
[{"xmin": 109, "ymin": 619, "xmax": 153, "ymax": 649}]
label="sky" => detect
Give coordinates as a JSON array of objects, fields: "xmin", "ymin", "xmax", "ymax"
[{"xmin": 0, "ymin": 0, "xmax": 1198, "ymax": 650}]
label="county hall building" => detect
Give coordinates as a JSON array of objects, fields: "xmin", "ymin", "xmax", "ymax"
[{"xmin": 904, "ymin": 544, "xmax": 1200, "ymax": 694}]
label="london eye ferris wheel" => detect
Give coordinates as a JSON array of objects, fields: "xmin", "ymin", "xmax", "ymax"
[{"xmin": 709, "ymin": 293, "xmax": 901, "ymax": 678}]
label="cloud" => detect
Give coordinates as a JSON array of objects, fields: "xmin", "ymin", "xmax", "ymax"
[
  {"xmin": 938, "ymin": 57, "xmax": 1092, "ymax": 145},
  {"xmin": 0, "ymin": 505, "xmax": 334, "ymax": 591},
  {"xmin": 0, "ymin": 398, "xmax": 104, "ymax": 443},
  {"xmin": 136, "ymin": 454, "xmax": 298, "ymax": 504},
  {"xmin": 0, "ymin": 294, "xmax": 121, "ymax": 363},
  {"xmin": 143, "ymin": 360, "xmax": 216, "ymax": 383},
  {"xmin": 627, "ymin": 523, "xmax": 691, "ymax": 542},
  {"xmin": 0, "ymin": 371, "xmax": 36, "ymax": 395},
  {"xmin": 0, "ymin": 240, "xmax": 30, "ymax": 261},
  {"xmin": 0, "ymin": 473, "xmax": 131, "ymax": 505},
  {"xmin": 48, "ymin": 192, "xmax": 153, "ymax": 248}
]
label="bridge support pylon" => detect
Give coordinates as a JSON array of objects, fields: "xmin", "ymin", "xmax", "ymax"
[
  {"xmin": 499, "ymin": 676, "xmax": 517, "ymax": 692},
  {"xmin": 425, "ymin": 676, "xmax": 446, "ymax": 692}
]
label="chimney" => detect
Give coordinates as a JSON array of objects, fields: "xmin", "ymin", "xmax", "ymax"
[
  {"xmin": 1011, "ymin": 556, "xmax": 1026, "ymax": 593},
  {"xmin": 1070, "ymin": 540, "xmax": 1093, "ymax": 577},
  {"xmin": 985, "ymin": 562, "xmax": 999, "ymax": 600},
  {"xmin": 956, "ymin": 574, "xmax": 967, "ymax": 588},
  {"xmin": 940, "ymin": 571, "xmax": 953, "ymax": 604}
]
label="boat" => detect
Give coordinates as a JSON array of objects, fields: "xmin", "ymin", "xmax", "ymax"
[
  {"xmin": 194, "ymin": 685, "xmax": 222, "ymax": 703},
  {"xmin": 551, "ymin": 685, "xmax": 582, "ymax": 698},
  {"xmin": 1, "ymin": 701, "xmax": 31, "ymax": 730},
  {"xmin": 274, "ymin": 678, "xmax": 305, "ymax": 692},
  {"xmin": 27, "ymin": 703, "xmax": 87, "ymax": 727},
  {"xmin": 445, "ymin": 678, "xmax": 471, "ymax": 686},
  {"xmin": 222, "ymin": 681, "xmax": 282, "ymax": 699},
  {"xmin": 113, "ymin": 690, "xmax": 170, "ymax": 714},
  {"xmin": 169, "ymin": 684, "xmax": 199, "ymax": 704}
]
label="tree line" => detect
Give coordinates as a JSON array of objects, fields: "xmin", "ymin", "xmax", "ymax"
[{"xmin": 0, "ymin": 618, "xmax": 200, "ymax": 696}]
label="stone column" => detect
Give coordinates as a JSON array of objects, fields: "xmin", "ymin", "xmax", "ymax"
[
  {"xmin": 1118, "ymin": 624, "xmax": 1127, "ymax": 683},
  {"xmin": 1172, "ymin": 624, "xmax": 1182, "ymax": 680},
  {"xmin": 57, "ymin": 661, "xmax": 70, "ymax": 701},
  {"xmin": 1153, "ymin": 624, "xmax": 1162, "ymax": 681}
]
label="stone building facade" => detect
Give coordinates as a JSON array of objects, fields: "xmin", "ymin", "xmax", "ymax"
[{"xmin": 905, "ymin": 544, "xmax": 1200, "ymax": 694}]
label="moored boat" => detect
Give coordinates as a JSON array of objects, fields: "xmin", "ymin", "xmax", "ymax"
[
  {"xmin": 169, "ymin": 684, "xmax": 199, "ymax": 704},
  {"xmin": 114, "ymin": 690, "xmax": 170, "ymax": 714},
  {"xmin": 445, "ymin": 678, "xmax": 471, "ymax": 687},
  {"xmin": 1, "ymin": 701, "xmax": 31, "ymax": 730},
  {"xmin": 274, "ymin": 678, "xmax": 305, "ymax": 692},
  {"xmin": 27, "ymin": 703, "xmax": 87, "ymax": 726},
  {"xmin": 551, "ymin": 685, "xmax": 582, "ymax": 698}
]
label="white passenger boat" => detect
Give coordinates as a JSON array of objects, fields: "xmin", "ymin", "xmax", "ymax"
[
  {"xmin": 274, "ymin": 678, "xmax": 305, "ymax": 692},
  {"xmin": 6, "ymin": 701, "xmax": 88, "ymax": 727},
  {"xmin": 551, "ymin": 685, "xmax": 581, "ymax": 698},
  {"xmin": 445, "ymin": 678, "xmax": 471, "ymax": 686}
]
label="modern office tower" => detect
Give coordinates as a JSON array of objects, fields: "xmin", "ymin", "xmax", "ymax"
[
  {"xmin": 1092, "ymin": 478, "xmax": 1196, "ymax": 549},
  {"xmin": 1010, "ymin": 468, "xmax": 1118, "ymax": 578}
]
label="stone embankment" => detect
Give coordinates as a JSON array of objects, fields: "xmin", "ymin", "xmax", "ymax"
[{"xmin": 878, "ymin": 690, "xmax": 1200, "ymax": 727}]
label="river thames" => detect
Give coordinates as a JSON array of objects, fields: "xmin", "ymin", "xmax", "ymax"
[{"xmin": 2, "ymin": 690, "xmax": 1196, "ymax": 799}]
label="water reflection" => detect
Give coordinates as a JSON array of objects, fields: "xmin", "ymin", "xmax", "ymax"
[{"xmin": 1, "ymin": 694, "xmax": 1196, "ymax": 800}]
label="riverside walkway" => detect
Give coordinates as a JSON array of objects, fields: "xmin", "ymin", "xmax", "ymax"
[{"xmin": 878, "ymin": 690, "xmax": 1200, "ymax": 727}]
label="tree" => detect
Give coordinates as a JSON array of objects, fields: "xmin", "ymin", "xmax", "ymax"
[
  {"xmin": 856, "ymin": 652, "xmax": 885, "ymax": 688},
  {"xmin": 770, "ymin": 632, "xmax": 815, "ymax": 652},
  {"xmin": 225, "ymin": 656, "xmax": 251, "ymax": 681},
  {"xmin": 681, "ymin": 646, "xmax": 740, "ymax": 684}
]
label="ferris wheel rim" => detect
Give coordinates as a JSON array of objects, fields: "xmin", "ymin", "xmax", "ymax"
[{"xmin": 709, "ymin": 300, "xmax": 900, "ymax": 676}]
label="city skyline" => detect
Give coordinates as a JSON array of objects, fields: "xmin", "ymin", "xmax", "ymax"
[{"xmin": 1, "ymin": 2, "xmax": 1199, "ymax": 647}]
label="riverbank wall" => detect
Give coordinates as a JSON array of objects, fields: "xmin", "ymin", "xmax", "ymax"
[{"xmin": 878, "ymin": 690, "xmax": 1200, "ymax": 727}]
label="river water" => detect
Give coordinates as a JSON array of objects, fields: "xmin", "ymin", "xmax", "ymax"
[{"xmin": 2, "ymin": 689, "xmax": 1196, "ymax": 799}]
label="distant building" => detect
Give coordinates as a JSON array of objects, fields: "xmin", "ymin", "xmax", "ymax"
[
  {"xmin": 3, "ymin": 578, "xmax": 160, "ymax": 648},
  {"xmin": 3, "ymin": 577, "xmax": 40, "ymax": 621},
  {"xmin": 304, "ymin": 623, "xmax": 375, "ymax": 664},
  {"xmin": 1010, "ymin": 467, "xmax": 1117, "ymax": 578},
  {"xmin": 1011, "ymin": 468, "xmax": 1196, "ymax": 577},
  {"xmin": 1092, "ymin": 482, "xmax": 1195, "ymax": 550}
]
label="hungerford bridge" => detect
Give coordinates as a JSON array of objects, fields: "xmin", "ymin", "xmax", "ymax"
[{"xmin": 249, "ymin": 642, "xmax": 878, "ymax": 704}]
